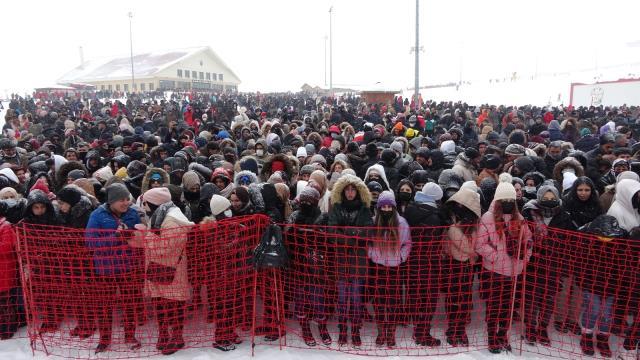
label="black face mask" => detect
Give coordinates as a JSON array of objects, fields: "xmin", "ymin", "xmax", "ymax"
[
  {"xmin": 501, "ymin": 201, "xmax": 515, "ymax": 214},
  {"xmin": 539, "ymin": 199, "xmax": 559, "ymax": 208},
  {"xmin": 300, "ymin": 203, "xmax": 316, "ymax": 214},
  {"xmin": 184, "ymin": 190, "xmax": 200, "ymax": 201},
  {"xmin": 397, "ymin": 192, "xmax": 412, "ymax": 203},
  {"xmin": 633, "ymin": 193, "xmax": 640, "ymax": 210},
  {"xmin": 379, "ymin": 210, "xmax": 394, "ymax": 221},
  {"xmin": 456, "ymin": 206, "xmax": 477, "ymax": 224},
  {"xmin": 342, "ymin": 198, "xmax": 361, "ymax": 211}
]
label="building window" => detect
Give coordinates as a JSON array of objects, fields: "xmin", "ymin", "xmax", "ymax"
[
  {"xmin": 124, "ymin": 84, "xmax": 129, "ymax": 92},
  {"xmin": 212, "ymin": 73, "xmax": 217, "ymax": 81},
  {"xmin": 140, "ymin": 83, "xmax": 146, "ymax": 91},
  {"xmin": 116, "ymin": 84, "xmax": 121, "ymax": 91},
  {"xmin": 149, "ymin": 83, "xmax": 154, "ymax": 90},
  {"xmin": 177, "ymin": 69, "xmax": 182, "ymax": 77},
  {"xmin": 101, "ymin": 85, "xmax": 105, "ymax": 91},
  {"xmin": 108, "ymin": 84, "xmax": 113, "ymax": 91},
  {"xmin": 219, "ymin": 74, "xmax": 224, "ymax": 81},
  {"xmin": 206, "ymin": 72, "xmax": 211, "ymax": 80},
  {"xmin": 159, "ymin": 80, "xmax": 175, "ymax": 90},
  {"xmin": 192, "ymin": 71, "xmax": 197, "ymax": 79},
  {"xmin": 199, "ymin": 72, "xmax": 204, "ymax": 80},
  {"xmin": 185, "ymin": 70, "xmax": 190, "ymax": 78}
]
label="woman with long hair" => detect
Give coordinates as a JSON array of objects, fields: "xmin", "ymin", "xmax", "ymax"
[
  {"xmin": 368, "ymin": 191, "xmax": 411, "ymax": 348},
  {"xmin": 476, "ymin": 173, "xmax": 533, "ymax": 353},
  {"xmin": 442, "ymin": 188, "xmax": 481, "ymax": 347}
]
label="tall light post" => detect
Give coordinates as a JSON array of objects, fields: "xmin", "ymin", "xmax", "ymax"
[
  {"xmin": 128, "ymin": 12, "xmax": 135, "ymax": 93},
  {"xmin": 324, "ymin": 35, "xmax": 328, "ymax": 86},
  {"xmin": 414, "ymin": 0, "xmax": 419, "ymax": 106},
  {"xmin": 329, "ymin": 6, "xmax": 333, "ymax": 94}
]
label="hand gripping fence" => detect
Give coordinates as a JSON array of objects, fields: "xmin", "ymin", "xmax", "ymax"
[{"xmin": 6, "ymin": 216, "xmax": 640, "ymax": 359}]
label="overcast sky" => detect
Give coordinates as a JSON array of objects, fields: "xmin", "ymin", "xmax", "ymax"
[{"xmin": 1, "ymin": 0, "xmax": 639, "ymax": 96}]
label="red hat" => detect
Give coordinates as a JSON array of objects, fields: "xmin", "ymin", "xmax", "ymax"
[
  {"xmin": 329, "ymin": 125, "xmax": 340, "ymax": 134},
  {"xmin": 30, "ymin": 178, "xmax": 50, "ymax": 194},
  {"xmin": 271, "ymin": 160, "xmax": 286, "ymax": 172}
]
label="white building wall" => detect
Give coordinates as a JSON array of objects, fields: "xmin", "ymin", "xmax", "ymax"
[{"xmin": 156, "ymin": 49, "xmax": 240, "ymax": 90}]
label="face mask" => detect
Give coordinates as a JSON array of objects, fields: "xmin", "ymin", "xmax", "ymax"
[
  {"xmin": 397, "ymin": 192, "xmax": 412, "ymax": 202},
  {"xmin": 223, "ymin": 209, "xmax": 232, "ymax": 218},
  {"xmin": 501, "ymin": 201, "xmax": 515, "ymax": 214},
  {"xmin": 256, "ymin": 149, "xmax": 264, "ymax": 157},
  {"xmin": 540, "ymin": 199, "xmax": 559, "ymax": 208},
  {"xmin": 184, "ymin": 190, "xmax": 199, "ymax": 201},
  {"xmin": 524, "ymin": 186, "xmax": 537, "ymax": 197},
  {"xmin": 632, "ymin": 194, "xmax": 640, "ymax": 209},
  {"xmin": 457, "ymin": 206, "xmax": 477, "ymax": 224},
  {"xmin": 379, "ymin": 210, "xmax": 394, "ymax": 221},
  {"xmin": 548, "ymin": 153, "xmax": 562, "ymax": 160},
  {"xmin": 300, "ymin": 203, "xmax": 315, "ymax": 213}
]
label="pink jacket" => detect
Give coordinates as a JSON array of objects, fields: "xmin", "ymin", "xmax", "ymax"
[{"xmin": 475, "ymin": 202, "xmax": 532, "ymax": 277}]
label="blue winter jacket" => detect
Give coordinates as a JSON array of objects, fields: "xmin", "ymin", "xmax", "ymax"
[{"xmin": 85, "ymin": 204, "xmax": 141, "ymax": 276}]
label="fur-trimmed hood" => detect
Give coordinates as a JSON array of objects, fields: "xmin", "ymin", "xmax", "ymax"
[
  {"xmin": 234, "ymin": 170, "xmax": 259, "ymax": 187},
  {"xmin": 141, "ymin": 167, "xmax": 170, "ymax": 194},
  {"xmin": 553, "ymin": 157, "xmax": 585, "ymax": 183},
  {"xmin": 55, "ymin": 161, "xmax": 88, "ymax": 191},
  {"xmin": 330, "ymin": 174, "xmax": 371, "ymax": 208},
  {"xmin": 261, "ymin": 153, "xmax": 295, "ymax": 182}
]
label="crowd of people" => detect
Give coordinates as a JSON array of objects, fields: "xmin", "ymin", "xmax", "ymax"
[{"xmin": 0, "ymin": 92, "xmax": 639, "ymax": 357}]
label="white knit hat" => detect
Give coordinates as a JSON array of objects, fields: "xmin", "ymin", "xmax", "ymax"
[
  {"xmin": 296, "ymin": 147, "xmax": 307, "ymax": 158},
  {"xmin": 209, "ymin": 194, "xmax": 231, "ymax": 216},
  {"xmin": 493, "ymin": 173, "xmax": 516, "ymax": 201}
]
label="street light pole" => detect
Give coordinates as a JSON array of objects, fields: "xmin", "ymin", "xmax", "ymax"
[
  {"xmin": 329, "ymin": 6, "xmax": 333, "ymax": 94},
  {"xmin": 324, "ymin": 35, "xmax": 328, "ymax": 86},
  {"xmin": 414, "ymin": 0, "xmax": 419, "ymax": 106},
  {"xmin": 128, "ymin": 12, "xmax": 135, "ymax": 93}
]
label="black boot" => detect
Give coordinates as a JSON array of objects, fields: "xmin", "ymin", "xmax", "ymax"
[
  {"xmin": 537, "ymin": 326, "xmax": 551, "ymax": 346},
  {"xmin": 624, "ymin": 335, "xmax": 639, "ymax": 351},
  {"xmin": 580, "ymin": 333, "xmax": 595, "ymax": 356},
  {"xmin": 351, "ymin": 326, "xmax": 362, "ymax": 348},
  {"xmin": 497, "ymin": 329, "xmax": 511, "ymax": 352},
  {"xmin": 523, "ymin": 325, "xmax": 537, "ymax": 345},
  {"xmin": 318, "ymin": 322, "xmax": 332, "ymax": 345},
  {"xmin": 156, "ymin": 328, "xmax": 170, "ymax": 351},
  {"xmin": 387, "ymin": 325, "xmax": 396, "ymax": 348},
  {"xmin": 596, "ymin": 333, "xmax": 611, "ymax": 358},
  {"xmin": 375, "ymin": 325, "xmax": 386, "ymax": 347},
  {"xmin": 565, "ymin": 320, "xmax": 582, "ymax": 335},
  {"xmin": 338, "ymin": 325, "xmax": 348, "ymax": 346},
  {"xmin": 299, "ymin": 319, "xmax": 316, "ymax": 347}
]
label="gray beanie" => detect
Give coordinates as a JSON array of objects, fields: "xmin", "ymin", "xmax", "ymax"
[{"xmin": 106, "ymin": 183, "xmax": 131, "ymax": 204}]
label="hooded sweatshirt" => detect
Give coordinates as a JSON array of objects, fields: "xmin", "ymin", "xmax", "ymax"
[{"xmin": 607, "ymin": 179, "xmax": 640, "ymax": 231}]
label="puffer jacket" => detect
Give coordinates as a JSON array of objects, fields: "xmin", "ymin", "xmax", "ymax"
[
  {"xmin": 85, "ymin": 203, "xmax": 141, "ymax": 276},
  {"xmin": 327, "ymin": 174, "xmax": 373, "ymax": 278},
  {"xmin": 476, "ymin": 200, "xmax": 533, "ymax": 277}
]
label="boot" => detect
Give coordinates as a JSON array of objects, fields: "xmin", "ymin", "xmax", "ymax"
[
  {"xmin": 318, "ymin": 322, "xmax": 332, "ymax": 345},
  {"xmin": 338, "ymin": 325, "xmax": 348, "ymax": 346},
  {"xmin": 497, "ymin": 329, "xmax": 511, "ymax": 352},
  {"xmin": 523, "ymin": 325, "xmax": 537, "ymax": 345},
  {"xmin": 299, "ymin": 319, "xmax": 316, "ymax": 347},
  {"xmin": 95, "ymin": 337, "xmax": 110, "ymax": 354},
  {"xmin": 375, "ymin": 325, "xmax": 386, "ymax": 347},
  {"xmin": 386, "ymin": 325, "xmax": 396, "ymax": 348},
  {"xmin": 351, "ymin": 326, "xmax": 362, "ymax": 348},
  {"xmin": 156, "ymin": 327, "xmax": 170, "ymax": 351},
  {"xmin": 213, "ymin": 340, "xmax": 236, "ymax": 352},
  {"xmin": 596, "ymin": 333, "xmax": 612, "ymax": 358},
  {"xmin": 488, "ymin": 331, "xmax": 502, "ymax": 354},
  {"xmin": 537, "ymin": 327, "xmax": 551, "ymax": 346},
  {"xmin": 624, "ymin": 335, "xmax": 638, "ymax": 351},
  {"xmin": 446, "ymin": 328, "xmax": 459, "ymax": 347},
  {"xmin": 457, "ymin": 330, "xmax": 469, "ymax": 347},
  {"xmin": 125, "ymin": 335, "xmax": 142, "ymax": 350},
  {"xmin": 162, "ymin": 334, "xmax": 185, "ymax": 356},
  {"xmin": 580, "ymin": 333, "xmax": 595, "ymax": 356},
  {"xmin": 554, "ymin": 320, "xmax": 567, "ymax": 333},
  {"xmin": 416, "ymin": 327, "xmax": 441, "ymax": 347}
]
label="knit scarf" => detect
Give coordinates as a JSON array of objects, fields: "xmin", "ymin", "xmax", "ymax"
[{"xmin": 218, "ymin": 183, "xmax": 234, "ymax": 198}]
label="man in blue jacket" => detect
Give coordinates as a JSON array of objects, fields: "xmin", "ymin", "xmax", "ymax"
[{"xmin": 85, "ymin": 183, "xmax": 143, "ymax": 354}]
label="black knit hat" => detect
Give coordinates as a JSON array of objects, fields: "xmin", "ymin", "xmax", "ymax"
[{"xmin": 57, "ymin": 187, "xmax": 82, "ymax": 207}]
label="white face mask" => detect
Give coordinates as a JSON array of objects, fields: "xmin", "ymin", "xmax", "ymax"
[
  {"xmin": 256, "ymin": 149, "xmax": 264, "ymax": 157},
  {"xmin": 223, "ymin": 209, "xmax": 233, "ymax": 218},
  {"xmin": 524, "ymin": 186, "xmax": 536, "ymax": 194}
]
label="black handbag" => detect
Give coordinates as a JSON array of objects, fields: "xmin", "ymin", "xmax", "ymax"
[
  {"xmin": 252, "ymin": 224, "xmax": 289, "ymax": 269},
  {"xmin": 146, "ymin": 249, "xmax": 184, "ymax": 285}
]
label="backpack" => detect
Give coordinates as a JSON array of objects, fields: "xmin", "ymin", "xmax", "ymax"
[{"xmin": 252, "ymin": 224, "xmax": 289, "ymax": 269}]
